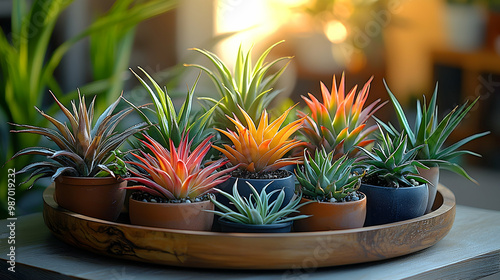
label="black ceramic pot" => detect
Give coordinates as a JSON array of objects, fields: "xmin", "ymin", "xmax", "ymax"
[
  {"xmin": 215, "ymin": 170, "xmax": 295, "ymax": 211},
  {"xmin": 218, "ymin": 218, "xmax": 293, "ymax": 233},
  {"xmin": 359, "ymin": 183, "xmax": 428, "ymax": 226}
]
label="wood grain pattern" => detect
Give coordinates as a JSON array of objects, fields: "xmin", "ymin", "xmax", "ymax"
[{"xmin": 42, "ymin": 185, "xmax": 456, "ymax": 270}]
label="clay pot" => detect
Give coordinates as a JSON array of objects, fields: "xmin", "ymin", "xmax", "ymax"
[
  {"xmin": 359, "ymin": 183, "xmax": 428, "ymax": 226},
  {"xmin": 54, "ymin": 176, "xmax": 126, "ymax": 221},
  {"xmin": 417, "ymin": 166, "xmax": 440, "ymax": 213},
  {"xmin": 128, "ymin": 196, "xmax": 214, "ymax": 231},
  {"xmin": 215, "ymin": 171, "xmax": 295, "ymax": 211},
  {"xmin": 293, "ymin": 194, "xmax": 367, "ymax": 232},
  {"xmin": 218, "ymin": 218, "xmax": 293, "ymax": 233}
]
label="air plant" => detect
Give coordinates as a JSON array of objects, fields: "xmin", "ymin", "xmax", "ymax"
[
  {"xmin": 212, "ymin": 106, "xmax": 305, "ymax": 173},
  {"xmin": 298, "ymin": 73, "xmax": 386, "ymax": 159},
  {"xmin": 124, "ymin": 134, "xmax": 238, "ymax": 200},
  {"xmin": 9, "ymin": 92, "xmax": 147, "ymax": 187},
  {"xmin": 185, "ymin": 40, "xmax": 292, "ymax": 130}
]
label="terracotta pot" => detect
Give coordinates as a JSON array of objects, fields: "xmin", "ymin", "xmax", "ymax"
[
  {"xmin": 417, "ymin": 166, "xmax": 440, "ymax": 214},
  {"xmin": 218, "ymin": 218, "xmax": 292, "ymax": 233},
  {"xmin": 293, "ymin": 194, "xmax": 367, "ymax": 232},
  {"xmin": 215, "ymin": 171, "xmax": 295, "ymax": 211},
  {"xmin": 128, "ymin": 195, "xmax": 214, "ymax": 231},
  {"xmin": 54, "ymin": 176, "xmax": 126, "ymax": 221},
  {"xmin": 359, "ymin": 183, "xmax": 428, "ymax": 227}
]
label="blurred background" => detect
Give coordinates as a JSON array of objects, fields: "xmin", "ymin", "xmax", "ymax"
[{"xmin": 1, "ymin": 0, "xmax": 499, "ymax": 216}]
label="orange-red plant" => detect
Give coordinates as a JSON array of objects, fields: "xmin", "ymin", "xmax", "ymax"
[
  {"xmin": 298, "ymin": 73, "xmax": 386, "ymax": 158},
  {"xmin": 213, "ymin": 106, "xmax": 305, "ymax": 173},
  {"xmin": 124, "ymin": 134, "xmax": 237, "ymax": 200}
]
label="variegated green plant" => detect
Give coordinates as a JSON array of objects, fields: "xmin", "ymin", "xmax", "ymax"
[
  {"xmin": 380, "ymin": 81, "xmax": 489, "ymax": 183},
  {"xmin": 185, "ymin": 40, "xmax": 291, "ymax": 130},
  {"xmin": 125, "ymin": 67, "xmax": 215, "ymax": 149},
  {"xmin": 208, "ymin": 180, "xmax": 310, "ymax": 225},
  {"xmin": 356, "ymin": 125, "xmax": 428, "ymax": 188},
  {"xmin": 295, "ymin": 150, "xmax": 363, "ymax": 202},
  {"xmin": 9, "ymin": 92, "xmax": 147, "ymax": 187},
  {"xmin": 298, "ymin": 73, "xmax": 386, "ymax": 159}
]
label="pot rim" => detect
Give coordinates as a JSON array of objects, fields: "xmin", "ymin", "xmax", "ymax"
[
  {"xmin": 300, "ymin": 192, "xmax": 367, "ymax": 205},
  {"xmin": 129, "ymin": 195, "xmax": 213, "ymax": 206},
  {"xmin": 360, "ymin": 182, "xmax": 427, "ymax": 190},
  {"xmin": 218, "ymin": 217, "xmax": 293, "ymax": 229},
  {"xmin": 55, "ymin": 175, "xmax": 125, "ymax": 185},
  {"xmin": 228, "ymin": 170, "xmax": 293, "ymax": 182}
]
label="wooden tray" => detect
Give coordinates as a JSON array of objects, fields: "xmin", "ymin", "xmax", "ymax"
[{"xmin": 42, "ymin": 184, "xmax": 456, "ymax": 270}]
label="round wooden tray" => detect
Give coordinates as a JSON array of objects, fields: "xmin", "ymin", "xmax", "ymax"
[{"xmin": 42, "ymin": 184, "xmax": 456, "ymax": 270}]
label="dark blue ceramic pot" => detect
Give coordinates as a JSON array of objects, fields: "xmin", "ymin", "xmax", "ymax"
[
  {"xmin": 215, "ymin": 170, "xmax": 295, "ymax": 211},
  {"xmin": 218, "ymin": 218, "xmax": 293, "ymax": 233},
  {"xmin": 359, "ymin": 183, "xmax": 428, "ymax": 226}
]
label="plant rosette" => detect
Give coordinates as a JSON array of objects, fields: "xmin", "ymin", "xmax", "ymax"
[
  {"xmin": 294, "ymin": 151, "xmax": 367, "ymax": 231},
  {"xmin": 356, "ymin": 126, "xmax": 430, "ymax": 226},
  {"xmin": 55, "ymin": 176, "xmax": 126, "ymax": 221},
  {"xmin": 128, "ymin": 192, "xmax": 214, "ymax": 231}
]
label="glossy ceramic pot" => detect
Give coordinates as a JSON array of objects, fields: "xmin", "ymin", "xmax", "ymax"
[
  {"xmin": 359, "ymin": 183, "xmax": 428, "ymax": 226},
  {"xmin": 218, "ymin": 218, "xmax": 293, "ymax": 233},
  {"xmin": 54, "ymin": 176, "xmax": 126, "ymax": 221}
]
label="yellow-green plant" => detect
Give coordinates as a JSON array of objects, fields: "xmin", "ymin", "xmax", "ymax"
[
  {"xmin": 298, "ymin": 73, "xmax": 386, "ymax": 159},
  {"xmin": 185, "ymin": 41, "xmax": 291, "ymax": 130},
  {"xmin": 213, "ymin": 106, "xmax": 305, "ymax": 173}
]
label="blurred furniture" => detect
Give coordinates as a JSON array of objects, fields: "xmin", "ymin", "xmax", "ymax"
[{"xmin": 431, "ymin": 49, "xmax": 500, "ymax": 167}]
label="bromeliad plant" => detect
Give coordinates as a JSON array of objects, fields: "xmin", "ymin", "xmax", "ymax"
[
  {"xmin": 185, "ymin": 40, "xmax": 291, "ymax": 130},
  {"xmin": 356, "ymin": 125, "xmax": 429, "ymax": 188},
  {"xmin": 213, "ymin": 106, "xmax": 305, "ymax": 174},
  {"xmin": 124, "ymin": 134, "xmax": 238, "ymax": 200},
  {"xmin": 298, "ymin": 73, "xmax": 386, "ymax": 159},
  {"xmin": 295, "ymin": 150, "xmax": 364, "ymax": 202},
  {"xmin": 209, "ymin": 180, "xmax": 310, "ymax": 225},
  {"xmin": 126, "ymin": 67, "xmax": 216, "ymax": 150},
  {"xmin": 379, "ymin": 81, "xmax": 490, "ymax": 182},
  {"xmin": 9, "ymin": 92, "xmax": 147, "ymax": 187}
]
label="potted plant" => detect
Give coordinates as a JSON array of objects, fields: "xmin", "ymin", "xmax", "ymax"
[
  {"xmin": 123, "ymin": 134, "xmax": 238, "ymax": 231},
  {"xmin": 208, "ymin": 180, "xmax": 310, "ymax": 233},
  {"xmin": 357, "ymin": 126, "xmax": 429, "ymax": 226},
  {"xmin": 9, "ymin": 92, "xmax": 146, "ymax": 221},
  {"xmin": 294, "ymin": 150, "xmax": 366, "ymax": 231},
  {"xmin": 298, "ymin": 73, "xmax": 386, "ymax": 159},
  {"xmin": 381, "ymin": 81, "xmax": 489, "ymax": 212},
  {"xmin": 212, "ymin": 106, "xmax": 305, "ymax": 208}
]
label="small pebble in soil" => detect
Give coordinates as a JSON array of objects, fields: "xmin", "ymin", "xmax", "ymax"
[
  {"xmin": 131, "ymin": 191, "xmax": 212, "ymax": 204},
  {"xmin": 307, "ymin": 191, "xmax": 365, "ymax": 203}
]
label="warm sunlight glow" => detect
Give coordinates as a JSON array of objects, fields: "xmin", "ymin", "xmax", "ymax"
[{"xmin": 325, "ymin": 20, "xmax": 348, "ymax": 43}]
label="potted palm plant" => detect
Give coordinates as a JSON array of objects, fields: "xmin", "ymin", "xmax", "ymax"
[
  {"xmin": 124, "ymin": 134, "xmax": 238, "ymax": 231},
  {"xmin": 294, "ymin": 150, "xmax": 366, "ymax": 231},
  {"xmin": 212, "ymin": 106, "xmax": 305, "ymax": 208},
  {"xmin": 298, "ymin": 73, "xmax": 386, "ymax": 159},
  {"xmin": 208, "ymin": 180, "xmax": 310, "ymax": 233},
  {"xmin": 9, "ymin": 92, "xmax": 147, "ymax": 221},
  {"xmin": 357, "ymin": 126, "xmax": 429, "ymax": 226},
  {"xmin": 381, "ymin": 81, "xmax": 489, "ymax": 212}
]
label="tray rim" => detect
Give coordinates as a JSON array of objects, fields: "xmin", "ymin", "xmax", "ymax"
[{"xmin": 42, "ymin": 184, "xmax": 456, "ymax": 269}]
